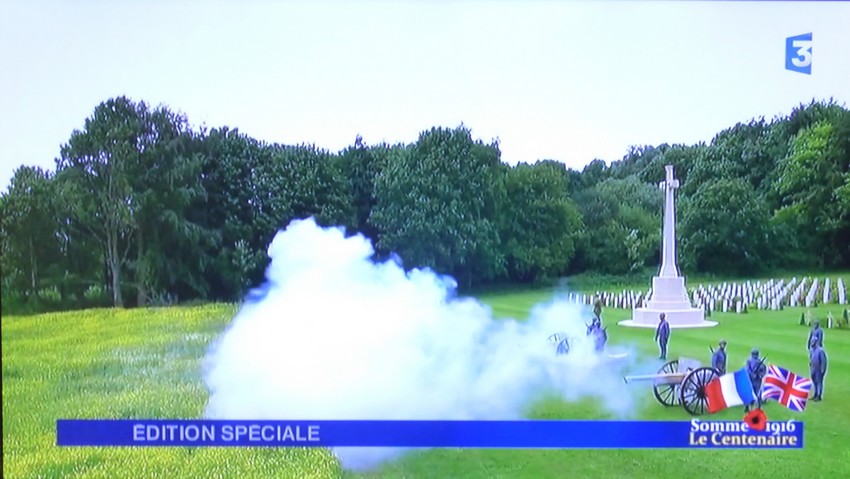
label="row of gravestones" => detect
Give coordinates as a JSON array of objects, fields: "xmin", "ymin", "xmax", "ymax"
[
  {"xmin": 577, "ymin": 277, "xmax": 847, "ymax": 314},
  {"xmin": 800, "ymin": 309, "xmax": 850, "ymax": 329},
  {"xmin": 578, "ymin": 291, "xmax": 649, "ymax": 310},
  {"xmin": 691, "ymin": 277, "xmax": 846, "ymax": 311}
]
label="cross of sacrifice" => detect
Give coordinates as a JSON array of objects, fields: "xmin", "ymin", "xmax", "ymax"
[{"xmin": 659, "ymin": 166, "xmax": 679, "ymax": 191}]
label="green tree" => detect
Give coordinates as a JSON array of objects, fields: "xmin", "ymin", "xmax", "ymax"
[
  {"xmin": 129, "ymin": 107, "xmax": 213, "ymax": 304},
  {"xmin": 499, "ymin": 161, "xmax": 583, "ymax": 282},
  {"xmin": 612, "ymin": 145, "xmax": 663, "ymax": 182},
  {"xmin": 578, "ymin": 158, "xmax": 609, "ymax": 190},
  {"xmin": 773, "ymin": 120, "xmax": 850, "ymax": 267},
  {"xmin": 258, "ymin": 144, "xmax": 355, "ymax": 232},
  {"xmin": 597, "ymin": 177, "xmax": 661, "ymax": 271},
  {"xmin": 680, "ymin": 146, "xmax": 748, "ymax": 198},
  {"xmin": 57, "ymin": 97, "xmax": 148, "ymax": 307},
  {"xmin": 340, "ymin": 137, "xmax": 393, "ymax": 242},
  {"xmin": 679, "ymin": 178, "xmax": 771, "ymax": 274},
  {"xmin": 370, "ymin": 126, "xmax": 504, "ymax": 287},
  {"xmin": 193, "ymin": 127, "xmax": 268, "ymax": 300},
  {"xmin": 573, "ymin": 177, "xmax": 661, "ymax": 274},
  {"xmin": 1, "ymin": 166, "xmax": 61, "ymax": 299}
]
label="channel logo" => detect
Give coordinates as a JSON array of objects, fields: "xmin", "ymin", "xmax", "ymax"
[{"xmin": 785, "ymin": 33, "xmax": 812, "ymax": 75}]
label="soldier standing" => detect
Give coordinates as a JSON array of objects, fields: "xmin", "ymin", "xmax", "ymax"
[
  {"xmin": 810, "ymin": 339, "xmax": 828, "ymax": 401},
  {"xmin": 655, "ymin": 313, "xmax": 670, "ymax": 360},
  {"xmin": 594, "ymin": 327, "xmax": 607, "ymax": 353},
  {"xmin": 711, "ymin": 340, "xmax": 727, "ymax": 375},
  {"xmin": 587, "ymin": 315, "xmax": 602, "ymax": 336},
  {"xmin": 808, "ymin": 320, "xmax": 824, "ymax": 350},
  {"xmin": 745, "ymin": 348, "xmax": 767, "ymax": 412}
]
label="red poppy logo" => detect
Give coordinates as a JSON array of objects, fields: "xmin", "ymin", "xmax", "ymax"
[{"xmin": 744, "ymin": 409, "xmax": 767, "ymax": 430}]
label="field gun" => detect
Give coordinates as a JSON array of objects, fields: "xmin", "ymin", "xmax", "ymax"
[{"xmin": 623, "ymin": 358, "xmax": 719, "ymax": 416}]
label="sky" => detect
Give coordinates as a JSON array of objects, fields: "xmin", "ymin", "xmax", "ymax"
[{"xmin": 1, "ymin": 1, "xmax": 849, "ymax": 193}]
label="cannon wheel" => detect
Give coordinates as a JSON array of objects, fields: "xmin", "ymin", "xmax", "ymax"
[
  {"xmin": 680, "ymin": 367, "xmax": 719, "ymax": 416},
  {"xmin": 555, "ymin": 338, "xmax": 570, "ymax": 356},
  {"xmin": 652, "ymin": 359, "xmax": 681, "ymax": 407}
]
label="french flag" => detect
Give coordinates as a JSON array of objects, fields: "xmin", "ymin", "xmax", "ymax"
[{"xmin": 705, "ymin": 368, "xmax": 756, "ymax": 413}]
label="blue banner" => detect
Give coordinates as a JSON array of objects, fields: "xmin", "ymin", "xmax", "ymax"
[{"xmin": 56, "ymin": 420, "xmax": 803, "ymax": 449}]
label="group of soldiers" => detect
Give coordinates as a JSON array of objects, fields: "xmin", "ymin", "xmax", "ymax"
[
  {"xmin": 654, "ymin": 313, "xmax": 830, "ymax": 409},
  {"xmin": 709, "ymin": 343, "xmax": 768, "ymax": 412}
]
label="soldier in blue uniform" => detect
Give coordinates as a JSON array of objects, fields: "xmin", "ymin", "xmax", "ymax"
[
  {"xmin": 810, "ymin": 339, "xmax": 828, "ymax": 401},
  {"xmin": 655, "ymin": 313, "xmax": 670, "ymax": 360},
  {"xmin": 711, "ymin": 340, "xmax": 727, "ymax": 375},
  {"xmin": 587, "ymin": 316, "xmax": 601, "ymax": 336},
  {"xmin": 594, "ymin": 327, "xmax": 607, "ymax": 352},
  {"xmin": 744, "ymin": 348, "xmax": 767, "ymax": 412},
  {"xmin": 808, "ymin": 320, "xmax": 824, "ymax": 351}
]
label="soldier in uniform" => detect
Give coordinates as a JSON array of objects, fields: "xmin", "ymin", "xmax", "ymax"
[
  {"xmin": 744, "ymin": 348, "xmax": 767, "ymax": 412},
  {"xmin": 711, "ymin": 340, "xmax": 727, "ymax": 375},
  {"xmin": 810, "ymin": 339, "xmax": 828, "ymax": 401},
  {"xmin": 655, "ymin": 313, "xmax": 670, "ymax": 360},
  {"xmin": 594, "ymin": 327, "xmax": 608, "ymax": 352},
  {"xmin": 808, "ymin": 320, "xmax": 824, "ymax": 350},
  {"xmin": 587, "ymin": 315, "xmax": 602, "ymax": 336}
]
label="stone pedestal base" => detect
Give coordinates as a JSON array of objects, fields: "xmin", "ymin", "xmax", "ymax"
[
  {"xmin": 619, "ymin": 308, "xmax": 718, "ymax": 329},
  {"xmin": 618, "ymin": 276, "xmax": 718, "ymax": 329}
]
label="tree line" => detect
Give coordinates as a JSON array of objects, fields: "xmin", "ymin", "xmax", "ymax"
[{"xmin": 1, "ymin": 97, "xmax": 849, "ymax": 314}]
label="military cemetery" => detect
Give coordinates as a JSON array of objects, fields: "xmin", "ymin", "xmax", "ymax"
[
  {"xmin": 3, "ymin": 3, "xmax": 850, "ymax": 479},
  {"xmin": 579, "ymin": 275, "xmax": 847, "ymax": 317},
  {"xmin": 5, "ymin": 98, "xmax": 849, "ymax": 477}
]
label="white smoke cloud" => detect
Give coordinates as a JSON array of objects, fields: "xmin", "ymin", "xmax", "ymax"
[{"xmin": 203, "ymin": 218, "xmax": 640, "ymax": 471}]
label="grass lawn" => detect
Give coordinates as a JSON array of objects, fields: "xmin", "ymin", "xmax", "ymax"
[
  {"xmin": 3, "ymin": 291, "xmax": 850, "ymax": 478},
  {"xmin": 1, "ymin": 305, "xmax": 341, "ymax": 479}
]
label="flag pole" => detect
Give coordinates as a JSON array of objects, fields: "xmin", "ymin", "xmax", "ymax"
[{"xmin": 755, "ymin": 357, "xmax": 768, "ymax": 407}]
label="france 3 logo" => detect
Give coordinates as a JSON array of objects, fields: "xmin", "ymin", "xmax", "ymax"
[{"xmin": 785, "ymin": 33, "xmax": 812, "ymax": 75}]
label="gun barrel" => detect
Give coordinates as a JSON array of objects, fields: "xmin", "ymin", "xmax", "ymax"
[
  {"xmin": 623, "ymin": 374, "xmax": 658, "ymax": 383},
  {"xmin": 622, "ymin": 373, "xmax": 685, "ymax": 385}
]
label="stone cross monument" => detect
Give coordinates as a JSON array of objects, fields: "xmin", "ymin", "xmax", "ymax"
[
  {"xmin": 619, "ymin": 165, "xmax": 717, "ymax": 329},
  {"xmin": 659, "ymin": 165, "xmax": 680, "ymax": 278}
]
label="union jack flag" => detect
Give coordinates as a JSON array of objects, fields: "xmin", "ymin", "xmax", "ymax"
[{"xmin": 761, "ymin": 365, "xmax": 813, "ymax": 412}]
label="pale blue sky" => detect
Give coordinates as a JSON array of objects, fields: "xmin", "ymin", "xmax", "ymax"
[{"xmin": 1, "ymin": 1, "xmax": 849, "ymax": 192}]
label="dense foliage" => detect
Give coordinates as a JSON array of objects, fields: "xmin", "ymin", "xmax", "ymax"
[{"xmin": 2, "ymin": 97, "xmax": 849, "ymax": 313}]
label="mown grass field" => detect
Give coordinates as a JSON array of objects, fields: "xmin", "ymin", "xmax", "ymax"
[{"xmin": 3, "ymin": 282, "xmax": 850, "ymax": 478}]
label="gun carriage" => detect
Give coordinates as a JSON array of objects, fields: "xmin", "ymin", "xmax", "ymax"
[
  {"xmin": 548, "ymin": 330, "xmax": 628, "ymax": 361},
  {"xmin": 623, "ymin": 358, "xmax": 719, "ymax": 416}
]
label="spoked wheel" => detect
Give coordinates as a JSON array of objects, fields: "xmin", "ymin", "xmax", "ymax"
[
  {"xmin": 653, "ymin": 359, "xmax": 681, "ymax": 407},
  {"xmin": 548, "ymin": 333, "xmax": 571, "ymax": 356},
  {"xmin": 681, "ymin": 367, "xmax": 719, "ymax": 416},
  {"xmin": 555, "ymin": 338, "xmax": 570, "ymax": 356}
]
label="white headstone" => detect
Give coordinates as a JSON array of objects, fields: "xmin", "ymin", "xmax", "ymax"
[{"xmin": 823, "ymin": 278, "xmax": 831, "ymax": 304}]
